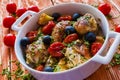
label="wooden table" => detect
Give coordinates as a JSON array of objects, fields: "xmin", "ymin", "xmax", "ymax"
[{"xmin": 0, "ymin": 0, "xmax": 120, "ymax": 80}]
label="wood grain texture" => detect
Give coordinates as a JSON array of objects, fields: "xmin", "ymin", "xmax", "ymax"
[{"xmin": 0, "ymin": 0, "xmax": 120, "ymax": 80}]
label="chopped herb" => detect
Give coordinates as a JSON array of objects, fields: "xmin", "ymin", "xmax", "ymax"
[
  {"xmin": 12, "ymin": 13, "xmax": 17, "ymax": 18},
  {"xmin": 84, "ymin": 41, "xmax": 90, "ymax": 47},
  {"xmin": 58, "ymin": 28, "xmax": 62, "ymax": 33},
  {"xmin": 31, "ymin": 52, "xmax": 35, "ymax": 56},
  {"xmin": 14, "ymin": 68, "xmax": 24, "ymax": 79},
  {"xmin": 110, "ymin": 53, "xmax": 120, "ymax": 69},
  {"xmin": 70, "ymin": 55, "xmax": 75, "ymax": 59},
  {"xmin": 105, "ymin": 14, "xmax": 120, "ymax": 20},
  {"xmin": 66, "ymin": 43, "xmax": 72, "ymax": 48},
  {"xmin": 70, "ymin": 21, "xmax": 75, "ymax": 26},
  {"xmin": 2, "ymin": 68, "xmax": 11, "ymax": 80},
  {"xmin": 106, "ymin": 14, "xmax": 112, "ymax": 20},
  {"xmin": 61, "ymin": 48, "xmax": 66, "ymax": 54},
  {"xmin": 22, "ymin": 73, "xmax": 36, "ymax": 80},
  {"xmin": 54, "ymin": 66, "xmax": 60, "ymax": 72},
  {"xmin": 35, "ymin": 32, "xmax": 43, "ymax": 40},
  {"xmin": 64, "ymin": 41, "xmax": 77, "ymax": 48},
  {"xmin": 77, "ymin": 17, "xmax": 81, "ymax": 21},
  {"xmin": 91, "ymin": 4, "xmax": 98, "ymax": 8},
  {"xmin": 1, "ymin": 61, "xmax": 36, "ymax": 80},
  {"xmin": 81, "ymin": 56, "xmax": 88, "ymax": 61},
  {"xmin": 9, "ymin": 60, "xmax": 16, "ymax": 63},
  {"xmin": 63, "ymin": 34, "xmax": 67, "ymax": 39},
  {"xmin": 85, "ymin": 16, "xmax": 91, "ymax": 20},
  {"xmin": 50, "ymin": 36, "xmax": 54, "ymax": 43}
]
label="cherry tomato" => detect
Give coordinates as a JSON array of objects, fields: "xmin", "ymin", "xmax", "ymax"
[
  {"xmin": 42, "ymin": 21, "xmax": 55, "ymax": 34},
  {"xmin": 115, "ymin": 24, "xmax": 120, "ymax": 32},
  {"xmin": 3, "ymin": 16, "xmax": 16, "ymax": 28},
  {"xmin": 48, "ymin": 21, "xmax": 56, "ymax": 26},
  {"xmin": 26, "ymin": 31, "xmax": 38, "ymax": 37},
  {"xmin": 28, "ymin": 5, "xmax": 39, "ymax": 12},
  {"xmin": 64, "ymin": 33, "xmax": 78, "ymax": 43},
  {"xmin": 26, "ymin": 31, "xmax": 38, "ymax": 42},
  {"xmin": 98, "ymin": 3, "xmax": 111, "ymax": 15},
  {"xmin": 3, "ymin": 34, "xmax": 16, "ymax": 47},
  {"xmin": 16, "ymin": 8, "xmax": 27, "ymax": 17},
  {"xmin": 36, "ymin": 65, "xmax": 44, "ymax": 71},
  {"xmin": 48, "ymin": 42, "xmax": 64, "ymax": 57},
  {"xmin": 91, "ymin": 42, "xmax": 102, "ymax": 55},
  {"xmin": 57, "ymin": 15, "xmax": 72, "ymax": 21},
  {"xmin": 6, "ymin": 2, "xmax": 17, "ymax": 14}
]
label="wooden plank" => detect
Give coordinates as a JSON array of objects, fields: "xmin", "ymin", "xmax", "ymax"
[{"xmin": 0, "ymin": 0, "xmax": 11, "ymax": 79}]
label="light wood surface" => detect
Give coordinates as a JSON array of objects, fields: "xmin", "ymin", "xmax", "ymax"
[{"xmin": 0, "ymin": 0, "xmax": 120, "ymax": 80}]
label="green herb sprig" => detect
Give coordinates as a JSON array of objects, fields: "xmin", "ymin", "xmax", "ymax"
[
  {"xmin": 64, "ymin": 41, "xmax": 77, "ymax": 48},
  {"xmin": 2, "ymin": 68, "xmax": 11, "ymax": 80},
  {"xmin": 1, "ymin": 61, "xmax": 36, "ymax": 80},
  {"xmin": 110, "ymin": 53, "xmax": 120, "ymax": 67}
]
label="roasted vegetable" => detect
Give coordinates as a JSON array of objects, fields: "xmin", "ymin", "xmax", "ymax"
[{"xmin": 38, "ymin": 13, "xmax": 53, "ymax": 25}]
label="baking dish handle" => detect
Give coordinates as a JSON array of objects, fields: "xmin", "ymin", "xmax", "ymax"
[
  {"xmin": 92, "ymin": 31, "xmax": 120, "ymax": 64},
  {"xmin": 11, "ymin": 11, "xmax": 37, "ymax": 32}
]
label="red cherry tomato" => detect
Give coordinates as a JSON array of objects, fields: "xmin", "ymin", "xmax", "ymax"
[
  {"xmin": 26, "ymin": 31, "xmax": 38, "ymax": 37},
  {"xmin": 36, "ymin": 65, "xmax": 44, "ymax": 71},
  {"xmin": 28, "ymin": 5, "xmax": 39, "ymax": 12},
  {"xmin": 57, "ymin": 15, "xmax": 72, "ymax": 21},
  {"xmin": 26, "ymin": 31, "xmax": 38, "ymax": 42},
  {"xmin": 16, "ymin": 8, "xmax": 27, "ymax": 17},
  {"xmin": 48, "ymin": 21, "xmax": 56, "ymax": 26},
  {"xmin": 98, "ymin": 3, "xmax": 111, "ymax": 15},
  {"xmin": 42, "ymin": 21, "xmax": 55, "ymax": 34},
  {"xmin": 3, "ymin": 16, "xmax": 16, "ymax": 28},
  {"xmin": 48, "ymin": 42, "xmax": 64, "ymax": 57},
  {"xmin": 6, "ymin": 2, "xmax": 17, "ymax": 14},
  {"xmin": 91, "ymin": 42, "xmax": 102, "ymax": 55},
  {"xmin": 3, "ymin": 34, "xmax": 16, "ymax": 47},
  {"xmin": 64, "ymin": 33, "xmax": 78, "ymax": 43},
  {"xmin": 115, "ymin": 24, "xmax": 120, "ymax": 32}
]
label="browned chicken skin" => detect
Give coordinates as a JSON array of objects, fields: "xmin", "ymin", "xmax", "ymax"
[
  {"xmin": 73, "ymin": 40, "xmax": 91, "ymax": 59},
  {"xmin": 52, "ymin": 21, "xmax": 71, "ymax": 42},
  {"xmin": 74, "ymin": 13, "xmax": 98, "ymax": 35}
]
